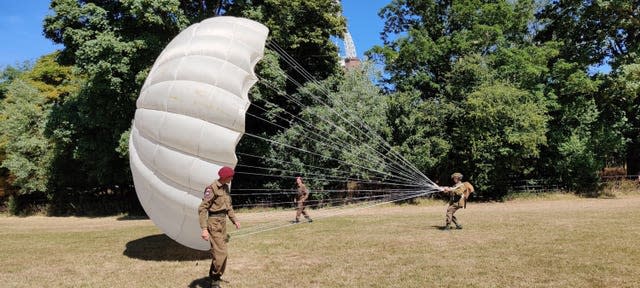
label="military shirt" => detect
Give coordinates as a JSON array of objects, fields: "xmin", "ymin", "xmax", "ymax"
[
  {"xmin": 198, "ymin": 180, "xmax": 237, "ymax": 229},
  {"xmin": 446, "ymin": 182, "xmax": 465, "ymax": 205},
  {"xmin": 296, "ymin": 184, "xmax": 309, "ymax": 202},
  {"xmin": 449, "ymin": 182, "xmax": 465, "ymax": 196}
]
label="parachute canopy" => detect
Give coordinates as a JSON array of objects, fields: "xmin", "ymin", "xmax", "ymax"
[{"xmin": 129, "ymin": 16, "xmax": 268, "ymax": 251}]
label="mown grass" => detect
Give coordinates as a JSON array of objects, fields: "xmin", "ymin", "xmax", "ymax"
[{"xmin": 1, "ymin": 195, "xmax": 639, "ymax": 287}]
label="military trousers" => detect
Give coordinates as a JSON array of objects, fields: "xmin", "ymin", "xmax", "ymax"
[
  {"xmin": 295, "ymin": 201, "xmax": 309, "ymax": 219},
  {"xmin": 445, "ymin": 204, "xmax": 461, "ymax": 226},
  {"xmin": 207, "ymin": 216, "xmax": 228, "ymax": 280}
]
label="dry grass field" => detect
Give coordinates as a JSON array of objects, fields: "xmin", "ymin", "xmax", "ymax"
[{"xmin": 1, "ymin": 194, "xmax": 639, "ymax": 288}]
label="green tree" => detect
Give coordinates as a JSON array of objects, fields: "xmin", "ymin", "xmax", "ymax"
[
  {"xmin": 0, "ymin": 54, "xmax": 77, "ymax": 212},
  {"xmin": 44, "ymin": 0, "xmax": 191, "ymax": 188},
  {"xmin": 369, "ymin": 0, "xmax": 554, "ymax": 195},
  {"xmin": 267, "ymin": 64, "xmax": 395, "ymax": 191},
  {"xmin": 460, "ymin": 83, "xmax": 549, "ymax": 196},
  {"xmin": 536, "ymin": 0, "xmax": 639, "ymax": 177},
  {"xmin": 43, "ymin": 0, "xmax": 346, "ymax": 209},
  {"xmin": 369, "ymin": 0, "xmax": 535, "ymax": 96},
  {"xmin": 0, "ymin": 80, "xmax": 53, "ymax": 195}
]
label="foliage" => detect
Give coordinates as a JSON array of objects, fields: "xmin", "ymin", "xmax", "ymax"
[
  {"xmin": 4, "ymin": 0, "xmax": 639, "ymax": 211},
  {"xmin": 387, "ymin": 90, "xmax": 452, "ymax": 178},
  {"xmin": 461, "ymin": 83, "xmax": 549, "ymax": 196},
  {"xmin": 368, "ymin": 0, "xmax": 535, "ymax": 96},
  {"xmin": 21, "ymin": 52, "xmax": 79, "ymax": 101},
  {"xmin": 0, "ymin": 63, "xmax": 31, "ymax": 99},
  {"xmin": 368, "ymin": 0, "xmax": 554, "ymax": 196},
  {"xmin": 0, "ymin": 80, "xmax": 53, "ymax": 195},
  {"xmin": 43, "ymin": 0, "xmax": 191, "ymax": 189},
  {"xmin": 42, "ymin": 0, "xmax": 345, "ymax": 195},
  {"xmin": 267, "ymin": 63, "xmax": 392, "ymax": 190},
  {"xmin": 536, "ymin": 0, "xmax": 640, "ymax": 182}
]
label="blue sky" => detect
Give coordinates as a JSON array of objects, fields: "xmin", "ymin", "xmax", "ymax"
[{"xmin": 0, "ymin": 0, "xmax": 390, "ymax": 69}]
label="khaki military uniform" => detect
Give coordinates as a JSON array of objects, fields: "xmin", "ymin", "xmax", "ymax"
[
  {"xmin": 445, "ymin": 182, "xmax": 466, "ymax": 228},
  {"xmin": 198, "ymin": 181, "xmax": 238, "ymax": 283},
  {"xmin": 295, "ymin": 184, "xmax": 312, "ymax": 222}
]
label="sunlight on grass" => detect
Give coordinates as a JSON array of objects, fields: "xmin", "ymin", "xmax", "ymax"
[{"xmin": 1, "ymin": 196, "xmax": 639, "ymax": 287}]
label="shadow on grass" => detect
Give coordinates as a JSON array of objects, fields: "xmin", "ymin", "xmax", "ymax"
[
  {"xmin": 124, "ymin": 234, "xmax": 209, "ymax": 261},
  {"xmin": 188, "ymin": 277, "xmax": 209, "ymax": 288},
  {"xmin": 430, "ymin": 225, "xmax": 447, "ymax": 230},
  {"xmin": 116, "ymin": 214, "xmax": 149, "ymax": 221}
]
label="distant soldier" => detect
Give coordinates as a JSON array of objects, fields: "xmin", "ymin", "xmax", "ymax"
[
  {"xmin": 293, "ymin": 177, "xmax": 313, "ymax": 223},
  {"xmin": 198, "ymin": 166, "xmax": 241, "ymax": 288},
  {"xmin": 440, "ymin": 172, "xmax": 474, "ymax": 230}
]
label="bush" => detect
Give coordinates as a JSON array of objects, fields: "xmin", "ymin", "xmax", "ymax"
[
  {"xmin": 7, "ymin": 195, "xmax": 18, "ymax": 215},
  {"xmin": 599, "ymin": 178, "xmax": 640, "ymax": 198}
]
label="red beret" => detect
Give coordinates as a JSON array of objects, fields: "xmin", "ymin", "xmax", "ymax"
[{"xmin": 218, "ymin": 166, "xmax": 235, "ymax": 179}]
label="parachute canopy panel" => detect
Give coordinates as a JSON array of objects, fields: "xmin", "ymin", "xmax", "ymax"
[{"xmin": 129, "ymin": 16, "xmax": 268, "ymax": 251}]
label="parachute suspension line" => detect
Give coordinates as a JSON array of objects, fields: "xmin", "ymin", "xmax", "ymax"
[
  {"xmin": 232, "ymin": 152, "xmax": 430, "ymax": 207},
  {"xmin": 233, "ymin": 192, "xmax": 413, "ymax": 209},
  {"xmin": 255, "ymin": 76, "xmax": 425, "ymax": 185},
  {"xmin": 252, "ymin": 55, "xmax": 421, "ymax": 182},
  {"xmin": 243, "ymin": 109, "xmax": 417, "ymax": 185},
  {"xmin": 230, "ymin": 189, "xmax": 438, "ymax": 238},
  {"xmin": 266, "ymin": 42, "xmax": 435, "ymax": 187},
  {"xmin": 242, "ymin": 132, "xmax": 418, "ymax": 186},
  {"xmin": 236, "ymin": 152, "xmax": 358, "ymax": 180},
  {"xmin": 219, "ymin": 42, "xmax": 447, "ymax": 239},
  {"xmin": 229, "ymin": 192, "xmax": 411, "ymax": 235},
  {"xmin": 259, "ymin": 71, "xmax": 425, "ymax": 185},
  {"xmin": 235, "ymin": 170, "xmax": 426, "ymax": 188},
  {"xmin": 243, "ymin": 108, "xmax": 417, "ymax": 184},
  {"xmin": 235, "ymin": 163, "xmax": 418, "ymax": 188},
  {"xmin": 247, "ymin": 99, "xmax": 421, "ymax": 186},
  {"xmin": 231, "ymin": 187, "xmax": 431, "ymax": 194},
  {"xmin": 265, "ymin": 43, "xmax": 433, "ymax": 187},
  {"xmin": 229, "ymin": 185, "xmax": 444, "ymax": 230}
]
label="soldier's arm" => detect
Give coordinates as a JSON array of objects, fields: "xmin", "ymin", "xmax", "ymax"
[
  {"xmin": 452, "ymin": 185, "xmax": 466, "ymax": 195},
  {"xmin": 198, "ymin": 199, "xmax": 210, "ymax": 229},
  {"xmin": 227, "ymin": 206, "xmax": 237, "ymax": 224},
  {"xmin": 227, "ymin": 197, "xmax": 240, "ymax": 229},
  {"xmin": 302, "ymin": 187, "xmax": 310, "ymax": 201},
  {"xmin": 198, "ymin": 186, "xmax": 214, "ymax": 229}
]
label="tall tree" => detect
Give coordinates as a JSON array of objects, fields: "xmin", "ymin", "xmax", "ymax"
[
  {"xmin": 0, "ymin": 80, "xmax": 53, "ymax": 195},
  {"xmin": 369, "ymin": 0, "xmax": 535, "ymax": 97},
  {"xmin": 536, "ymin": 0, "xmax": 637, "ymax": 178},
  {"xmin": 368, "ymin": 0, "xmax": 553, "ymax": 196},
  {"xmin": 42, "ymin": 0, "xmax": 345, "ymax": 203},
  {"xmin": 266, "ymin": 64, "xmax": 393, "ymax": 191},
  {"xmin": 0, "ymin": 53, "xmax": 77, "ymax": 206}
]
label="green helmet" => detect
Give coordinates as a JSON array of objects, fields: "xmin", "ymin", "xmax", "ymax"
[{"xmin": 451, "ymin": 172, "xmax": 463, "ymax": 180}]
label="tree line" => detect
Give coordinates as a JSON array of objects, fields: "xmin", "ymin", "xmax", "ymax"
[{"xmin": 1, "ymin": 0, "xmax": 638, "ymax": 215}]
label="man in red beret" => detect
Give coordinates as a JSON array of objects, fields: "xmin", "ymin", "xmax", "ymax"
[{"xmin": 198, "ymin": 166, "xmax": 241, "ymax": 288}]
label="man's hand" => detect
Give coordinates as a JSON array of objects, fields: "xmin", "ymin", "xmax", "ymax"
[
  {"xmin": 234, "ymin": 222, "xmax": 241, "ymax": 229},
  {"xmin": 201, "ymin": 229, "xmax": 209, "ymax": 241}
]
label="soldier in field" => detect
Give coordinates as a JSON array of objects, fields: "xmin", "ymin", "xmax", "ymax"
[
  {"xmin": 440, "ymin": 172, "xmax": 474, "ymax": 230},
  {"xmin": 198, "ymin": 166, "xmax": 241, "ymax": 288},
  {"xmin": 293, "ymin": 176, "xmax": 313, "ymax": 223}
]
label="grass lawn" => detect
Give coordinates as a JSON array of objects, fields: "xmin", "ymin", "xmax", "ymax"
[{"xmin": 1, "ymin": 195, "xmax": 639, "ymax": 287}]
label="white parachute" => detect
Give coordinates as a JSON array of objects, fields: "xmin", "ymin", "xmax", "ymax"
[{"xmin": 129, "ymin": 16, "xmax": 268, "ymax": 251}]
